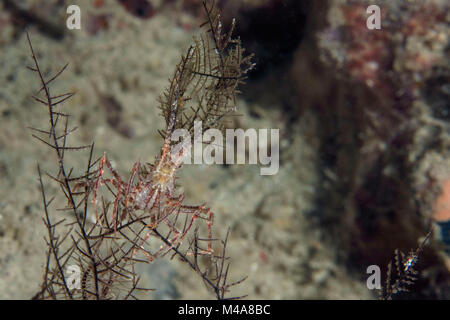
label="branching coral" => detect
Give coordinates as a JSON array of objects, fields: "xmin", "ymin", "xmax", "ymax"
[{"xmin": 28, "ymin": 0, "xmax": 253, "ymax": 300}]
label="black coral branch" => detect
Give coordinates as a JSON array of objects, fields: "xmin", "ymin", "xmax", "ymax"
[
  {"xmin": 27, "ymin": 32, "xmax": 148, "ymax": 300},
  {"xmin": 28, "ymin": 0, "xmax": 251, "ymax": 300},
  {"xmin": 158, "ymin": 0, "xmax": 255, "ymax": 140},
  {"xmin": 381, "ymin": 231, "xmax": 432, "ymax": 300}
]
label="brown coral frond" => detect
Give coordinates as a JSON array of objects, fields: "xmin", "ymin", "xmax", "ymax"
[
  {"xmin": 29, "ymin": 0, "xmax": 250, "ymax": 301},
  {"xmin": 158, "ymin": 0, "xmax": 254, "ymax": 141}
]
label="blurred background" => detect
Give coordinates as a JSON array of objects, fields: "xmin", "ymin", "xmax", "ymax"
[{"xmin": 0, "ymin": 0, "xmax": 449, "ymax": 299}]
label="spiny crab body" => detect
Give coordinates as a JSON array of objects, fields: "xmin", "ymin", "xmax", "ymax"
[
  {"xmin": 134, "ymin": 158, "xmax": 178, "ymax": 212},
  {"xmin": 91, "ymin": 140, "xmax": 213, "ymax": 257}
]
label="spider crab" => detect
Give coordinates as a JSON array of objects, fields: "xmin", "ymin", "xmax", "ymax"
[{"xmin": 91, "ymin": 132, "xmax": 214, "ymax": 257}]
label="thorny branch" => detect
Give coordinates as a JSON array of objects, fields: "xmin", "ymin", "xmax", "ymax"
[
  {"xmin": 381, "ymin": 231, "xmax": 432, "ymax": 300},
  {"xmin": 29, "ymin": 0, "xmax": 253, "ymax": 300}
]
